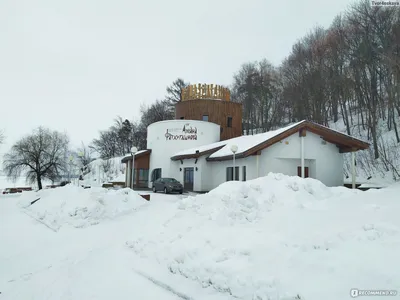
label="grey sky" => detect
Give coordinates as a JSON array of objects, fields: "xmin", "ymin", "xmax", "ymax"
[{"xmin": 0, "ymin": 0, "xmax": 353, "ymax": 159}]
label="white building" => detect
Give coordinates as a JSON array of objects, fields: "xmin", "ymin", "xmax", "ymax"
[{"xmin": 122, "ymin": 119, "xmax": 369, "ymax": 192}]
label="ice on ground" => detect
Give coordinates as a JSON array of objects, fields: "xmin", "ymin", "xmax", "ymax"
[
  {"xmin": 126, "ymin": 173, "xmax": 400, "ymax": 300},
  {"xmin": 18, "ymin": 185, "xmax": 149, "ymax": 231}
]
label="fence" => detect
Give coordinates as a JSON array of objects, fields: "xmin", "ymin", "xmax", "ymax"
[{"xmin": 181, "ymin": 84, "xmax": 230, "ymax": 101}]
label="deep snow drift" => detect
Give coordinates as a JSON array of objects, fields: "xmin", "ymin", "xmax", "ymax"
[
  {"xmin": 127, "ymin": 173, "xmax": 400, "ymax": 300},
  {"xmin": 18, "ymin": 185, "xmax": 149, "ymax": 231},
  {"xmin": 1, "ymin": 173, "xmax": 400, "ymax": 300}
]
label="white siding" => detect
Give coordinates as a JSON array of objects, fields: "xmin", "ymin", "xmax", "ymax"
[
  {"xmin": 207, "ymin": 156, "xmax": 257, "ymax": 189},
  {"xmin": 146, "ymin": 120, "xmax": 220, "ymax": 188},
  {"xmin": 257, "ymin": 131, "xmax": 343, "ymax": 187},
  {"xmin": 205, "ymin": 130, "xmax": 344, "ymax": 189},
  {"xmin": 163, "ymin": 157, "xmax": 209, "ymax": 192}
]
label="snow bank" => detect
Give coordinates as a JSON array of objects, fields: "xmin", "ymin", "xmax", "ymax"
[
  {"xmin": 127, "ymin": 173, "xmax": 400, "ymax": 300},
  {"xmin": 19, "ymin": 185, "xmax": 148, "ymax": 231}
]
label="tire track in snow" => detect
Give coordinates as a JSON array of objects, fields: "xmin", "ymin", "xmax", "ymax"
[{"xmin": 133, "ymin": 269, "xmax": 194, "ymax": 300}]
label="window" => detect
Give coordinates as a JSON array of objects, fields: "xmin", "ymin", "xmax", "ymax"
[
  {"xmin": 151, "ymin": 168, "xmax": 162, "ymax": 182},
  {"xmin": 131, "ymin": 168, "xmax": 135, "ymax": 187},
  {"xmin": 163, "ymin": 178, "xmax": 179, "ymax": 183},
  {"xmin": 202, "ymin": 115, "xmax": 209, "ymax": 121},
  {"xmin": 227, "ymin": 116, "xmax": 232, "ymax": 128},
  {"xmin": 138, "ymin": 169, "xmax": 149, "ymax": 185},
  {"xmin": 226, "ymin": 166, "xmax": 239, "ymax": 181},
  {"xmin": 242, "ymin": 166, "xmax": 246, "ymax": 181}
]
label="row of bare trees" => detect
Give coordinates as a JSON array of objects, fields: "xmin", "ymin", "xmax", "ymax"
[
  {"xmin": 233, "ymin": 2, "xmax": 399, "ymax": 154},
  {"xmin": 231, "ymin": 1, "xmax": 400, "ymax": 179}
]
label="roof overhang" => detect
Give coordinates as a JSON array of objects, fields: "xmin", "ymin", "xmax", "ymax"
[
  {"xmin": 121, "ymin": 149, "xmax": 152, "ymax": 163},
  {"xmin": 206, "ymin": 121, "xmax": 370, "ymax": 161},
  {"xmin": 171, "ymin": 145, "xmax": 225, "ymax": 161},
  {"xmin": 121, "ymin": 156, "xmax": 133, "ymax": 163}
]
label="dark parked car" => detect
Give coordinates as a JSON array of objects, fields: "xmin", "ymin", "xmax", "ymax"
[{"xmin": 152, "ymin": 178, "xmax": 183, "ymax": 194}]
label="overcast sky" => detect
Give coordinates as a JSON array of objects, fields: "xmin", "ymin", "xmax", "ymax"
[{"xmin": 0, "ymin": 0, "xmax": 354, "ymax": 159}]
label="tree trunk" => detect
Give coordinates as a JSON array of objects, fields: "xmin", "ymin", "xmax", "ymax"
[
  {"xmin": 392, "ymin": 109, "xmax": 400, "ymax": 143},
  {"xmin": 37, "ymin": 173, "xmax": 43, "ymax": 190}
]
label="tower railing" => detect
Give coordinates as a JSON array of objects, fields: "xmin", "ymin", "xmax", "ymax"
[{"xmin": 181, "ymin": 84, "xmax": 230, "ymax": 101}]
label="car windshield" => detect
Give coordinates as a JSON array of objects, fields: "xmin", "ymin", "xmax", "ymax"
[{"xmin": 163, "ymin": 178, "xmax": 177, "ymax": 182}]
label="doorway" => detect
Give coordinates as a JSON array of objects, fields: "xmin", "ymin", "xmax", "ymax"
[
  {"xmin": 297, "ymin": 166, "xmax": 309, "ymax": 178},
  {"xmin": 183, "ymin": 167, "xmax": 194, "ymax": 191}
]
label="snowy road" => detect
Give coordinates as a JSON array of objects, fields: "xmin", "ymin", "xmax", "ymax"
[{"xmin": 0, "ymin": 194, "xmax": 230, "ymax": 300}]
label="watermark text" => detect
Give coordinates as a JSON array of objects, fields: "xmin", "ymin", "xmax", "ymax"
[
  {"xmin": 350, "ymin": 288, "xmax": 397, "ymax": 297},
  {"xmin": 371, "ymin": 0, "xmax": 400, "ymax": 6}
]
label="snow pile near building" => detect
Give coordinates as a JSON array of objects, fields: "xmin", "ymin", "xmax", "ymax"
[
  {"xmin": 18, "ymin": 185, "xmax": 148, "ymax": 231},
  {"xmin": 81, "ymin": 156, "xmax": 126, "ymax": 187},
  {"xmin": 127, "ymin": 173, "xmax": 400, "ymax": 300}
]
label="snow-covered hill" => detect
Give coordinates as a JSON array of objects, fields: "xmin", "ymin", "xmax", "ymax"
[
  {"xmin": 81, "ymin": 156, "xmax": 126, "ymax": 187},
  {"xmin": 330, "ymin": 116, "xmax": 400, "ymax": 187}
]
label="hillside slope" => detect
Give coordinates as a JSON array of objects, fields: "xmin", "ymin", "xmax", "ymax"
[
  {"xmin": 329, "ymin": 115, "xmax": 400, "ymax": 187},
  {"xmin": 81, "ymin": 156, "xmax": 126, "ymax": 187}
]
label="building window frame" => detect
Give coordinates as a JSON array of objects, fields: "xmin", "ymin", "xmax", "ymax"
[
  {"xmin": 202, "ymin": 115, "xmax": 209, "ymax": 121},
  {"xmin": 151, "ymin": 168, "xmax": 162, "ymax": 182},
  {"xmin": 227, "ymin": 116, "xmax": 232, "ymax": 128},
  {"xmin": 226, "ymin": 166, "xmax": 239, "ymax": 181}
]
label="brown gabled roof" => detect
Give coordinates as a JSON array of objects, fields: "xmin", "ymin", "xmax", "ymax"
[
  {"xmin": 206, "ymin": 120, "xmax": 370, "ymax": 162},
  {"xmin": 121, "ymin": 149, "xmax": 152, "ymax": 163},
  {"xmin": 170, "ymin": 145, "xmax": 225, "ymax": 161}
]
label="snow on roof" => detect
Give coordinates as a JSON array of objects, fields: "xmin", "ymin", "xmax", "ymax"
[
  {"xmin": 121, "ymin": 150, "xmax": 149, "ymax": 161},
  {"xmin": 171, "ymin": 121, "xmax": 305, "ymax": 158},
  {"xmin": 172, "ymin": 140, "xmax": 228, "ymax": 157},
  {"xmin": 208, "ymin": 121, "xmax": 305, "ymax": 158},
  {"xmin": 172, "ymin": 120, "xmax": 369, "ymax": 160},
  {"xmin": 134, "ymin": 150, "xmax": 148, "ymax": 156},
  {"xmin": 313, "ymin": 121, "xmax": 370, "ymax": 144}
]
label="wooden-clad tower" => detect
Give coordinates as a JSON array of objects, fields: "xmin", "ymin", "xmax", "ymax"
[{"xmin": 175, "ymin": 84, "xmax": 242, "ymax": 141}]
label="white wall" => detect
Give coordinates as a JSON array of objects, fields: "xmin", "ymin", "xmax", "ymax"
[
  {"xmin": 147, "ymin": 120, "xmax": 220, "ymax": 188},
  {"xmin": 257, "ymin": 131, "xmax": 343, "ymax": 187},
  {"xmin": 204, "ymin": 130, "xmax": 344, "ymax": 189},
  {"xmin": 171, "ymin": 157, "xmax": 208, "ymax": 192},
  {"xmin": 207, "ymin": 156, "xmax": 257, "ymax": 190}
]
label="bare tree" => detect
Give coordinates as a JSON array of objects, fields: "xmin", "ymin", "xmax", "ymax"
[
  {"xmin": 92, "ymin": 130, "xmax": 120, "ymax": 159},
  {"xmin": 165, "ymin": 78, "xmax": 189, "ymax": 107},
  {"xmin": 2, "ymin": 127, "xmax": 70, "ymax": 190},
  {"xmin": 140, "ymin": 99, "xmax": 174, "ymax": 128},
  {"xmin": 77, "ymin": 142, "xmax": 93, "ymax": 168}
]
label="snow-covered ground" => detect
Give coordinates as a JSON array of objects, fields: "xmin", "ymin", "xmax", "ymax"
[
  {"xmin": 1, "ymin": 174, "xmax": 400, "ymax": 300},
  {"xmin": 0, "ymin": 175, "xmax": 52, "ymax": 192}
]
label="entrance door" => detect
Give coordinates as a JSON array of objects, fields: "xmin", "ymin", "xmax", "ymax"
[
  {"xmin": 183, "ymin": 167, "xmax": 194, "ymax": 191},
  {"xmin": 297, "ymin": 166, "xmax": 309, "ymax": 178}
]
